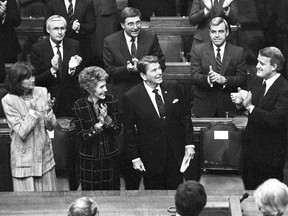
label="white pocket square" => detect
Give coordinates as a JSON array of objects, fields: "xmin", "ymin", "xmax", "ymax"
[{"xmin": 172, "ymin": 99, "xmax": 179, "ymax": 104}]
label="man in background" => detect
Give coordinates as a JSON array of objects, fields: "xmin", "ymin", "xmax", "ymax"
[{"xmin": 191, "ymin": 17, "xmax": 246, "ymax": 117}]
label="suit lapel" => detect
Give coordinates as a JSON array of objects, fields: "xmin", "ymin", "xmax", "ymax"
[
  {"xmin": 221, "ymin": 44, "xmax": 232, "ymax": 75},
  {"xmin": 74, "ymin": 0, "xmax": 82, "ymax": 19},
  {"xmin": 205, "ymin": 43, "xmax": 217, "ymax": 72},
  {"xmin": 136, "ymin": 30, "xmax": 145, "ymax": 59},
  {"xmin": 258, "ymin": 76, "xmax": 282, "ymax": 108},
  {"xmin": 139, "ymin": 83, "xmax": 160, "ymax": 118},
  {"xmin": 60, "ymin": 0, "xmax": 69, "ymax": 21},
  {"xmin": 120, "ymin": 31, "xmax": 133, "ymax": 61}
]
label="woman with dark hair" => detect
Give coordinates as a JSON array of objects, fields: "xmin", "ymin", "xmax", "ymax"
[
  {"xmin": 1, "ymin": 62, "xmax": 57, "ymax": 191},
  {"xmin": 72, "ymin": 66, "xmax": 121, "ymax": 190}
]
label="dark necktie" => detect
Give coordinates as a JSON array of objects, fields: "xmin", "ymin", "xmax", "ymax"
[
  {"xmin": 56, "ymin": 44, "xmax": 62, "ymax": 78},
  {"xmin": 259, "ymin": 81, "xmax": 266, "ymax": 103},
  {"xmin": 216, "ymin": 47, "xmax": 221, "ymax": 73},
  {"xmin": 130, "ymin": 37, "xmax": 137, "ymax": 58},
  {"xmin": 68, "ymin": 0, "xmax": 74, "ymax": 24},
  {"xmin": 152, "ymin": 89, "xmax": 165, "ymax": 118},
  {"xmin": 213, "ymin": 0, "xmax": 219, "ymax": 15}
]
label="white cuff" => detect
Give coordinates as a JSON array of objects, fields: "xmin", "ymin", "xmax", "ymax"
[{"xmin": 132, "ymin": 158, "xmax": 141, "ymax": 163}]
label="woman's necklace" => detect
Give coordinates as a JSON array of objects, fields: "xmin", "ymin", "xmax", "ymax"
[{"xmin": 20, "ymin": 92, "xmax": 33, "ymax": 101}]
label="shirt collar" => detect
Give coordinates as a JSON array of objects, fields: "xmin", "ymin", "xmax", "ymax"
[
  {"xmin": 212, "ymin": 42, "xmax": 226, "ymax": 54},
  {"xmin": 124, "ymin": 31, "xmax": 138, "ymax": 44},
  {"xmin": 49, "ymin": 38, "xmax": 63, "ymax": 49},
  {"xmin": 143, "ymin": 81, "xmax": 161, "ymax": 93},
  {"xmin": 264, "ymin": 73, "xmax": 280, "ymax": 87}
]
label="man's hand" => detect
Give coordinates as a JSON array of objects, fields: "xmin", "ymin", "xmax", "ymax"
[
  {"xmin": 208, "ymin": 65, "xmax": 226, "ymax": 84},
  {"xmin": 185, "ymin": 147, "xmax": 195, "ymax": 160},
  {"xmin": 133, "ymin": 159, "xmax": 146, "ymax": 171},
  {"xmin": 0, "ymin": 1, "xmax": 7, "ymax": 18},
  {"xmin": 127, "ymin": 58, "xmax": 138, "ymax": 72},
  {"xmin": 72, "ymin": 19, "xmax": 80, "ymax": 33},
  {"xmin": 202, "ymin": 0, "xmax": 212, "ymax": 10},
  {"xmin": 242, "ymin": 91, "xmax": 252, "ymax": 108},
  {"xmin": 69, "ymin": 55, "xmax": 82, "ymax": 69},
  {"xmin": 223, "ymin": 0, "xmax": 233, "ymax": 8},
  {"xmin": 51, "ymin": 54, "xmax": 60, "ymax": 70}
]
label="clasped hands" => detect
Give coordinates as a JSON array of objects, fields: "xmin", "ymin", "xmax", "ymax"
[
  {"xmin": 127, "ymin": 58, "xmax": 139, "ymax": 72},
  {"xmin": 208, "ymin": 65, "xmax": 226, "ymax": 85},
  {"xmin": 203, "ymin": 0, "xmax": 232, "ymax": 14},
  {"xmin": 51, "ymin": 54, "xmax": 82, "ymax": 76},
  {"xmin": 230, "ymin": 87, "xmax": 252, "ymax": 108},
  {"xmin": 94, "ymin": 103, "xmax": 108, "ymax": 131},
  {"xmin": 72, "ymin": 19, "xmax": 80, "ymax": 33}
]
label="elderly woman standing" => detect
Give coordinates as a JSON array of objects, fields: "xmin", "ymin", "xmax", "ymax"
[
  {"xmin": 1, "ymin": 62, "xmax": 57, "ymax": 191},
  {"xmin": 73, "ymin": 66, "xmax": 121, "ymax": 190},
  {"xmin": 254, "ymin": 179, "xmax": 288, "ymax": 216}
]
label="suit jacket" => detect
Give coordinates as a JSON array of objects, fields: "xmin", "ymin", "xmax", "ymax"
[
  {"xmin": 0, "ymin": 0, "xmax": 21, "ymax": 62},
  {"xmin": 103, "ymin": 29, "xmax": 166, "ymax": 111},
  {"xmin": 2, "ymin": 87, "xmax": 56, "ymax": 178},
  {"xmin": 191, "ymin": 42, "xmax": 247, "ymax": 117},
  {"xmin": 73, "ymin": 94, "xmax": 122, "ymax": 159},
  {"xmin": 123, "ymin": 80, "xmax": 194, "ymax": 174},
  {"xmin": 45, "ymin": 0, "xmax": 96, "ymax": 65},
  {"xmin": 93, "ymin": 0, "xmax": 117, "ymax": 16},
  {"xmin": 189, "ymin": 0, "xmax": 239, "ymax": 45},
  {"xmin": 245, "ymin": 75, "xmax": 288, "ymax": 167},
  {"xmin": 30, "ymin": 38, "xmax": 83, "ymax": 117}
]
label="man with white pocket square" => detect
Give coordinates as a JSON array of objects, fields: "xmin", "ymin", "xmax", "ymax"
[{"xmin": 123, "ymin": 55, "xmax": 195, "ymax": 190}]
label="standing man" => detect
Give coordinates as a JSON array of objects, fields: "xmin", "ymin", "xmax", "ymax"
[
  {"xmin": 0, "ymin": 0, "xmax": 21, "ymax": 63},
  {"xmin": 123, "ymin": 56, "xmax": 195, "ymax": 190},
  {"xmin": 189, "ymin": 0, "xmax": 238, "ymax": 47},
  {"xmin": 103, "ymin": 7, "xmax": 165, "ymax": 112},
  {"xmin": 103, "ymin": 7, "xmax": 165, "ymax": 189},
  {"xmin": 30, "ymin": 15, "xmax": 83, "ymax": 117},
  {"xmin": 45, "ymin": 0, "xmax": 96, "ymax": 66},
  {"xmin": 231, "ymin": 47, "xmax": 288, "ymax": 190},
  {"xmin": 191, "ymin": 17, "xmax": 246, "ymax": 117}
]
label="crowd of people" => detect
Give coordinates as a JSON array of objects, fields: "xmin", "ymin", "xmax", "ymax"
[{"xmin": 1, "ymin": 0, "xmax": 288, "ymax": 209}]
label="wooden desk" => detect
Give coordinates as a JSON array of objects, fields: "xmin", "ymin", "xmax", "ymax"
[{"xmin": 0, "ymin": 191, "xmax": 243, "ymax": 216}]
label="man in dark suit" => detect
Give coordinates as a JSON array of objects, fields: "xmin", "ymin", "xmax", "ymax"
[
  {"xmin": 191, "ymin": 17, "xmax": 246, "ymax": 117},
  {"xmin": 0, "ymin": 0, "xmax": 21, "ymax": 63},
  {"xmin": 189, "ymin": 0, "xmax": 238, "ymax": 47},
  {"xmin": 123, "ymin": 56, "xmax": 195, "ymax": 190},
  {"xmin": 30, "ymin": 15, "xmax": 83, "ymax": 117},
  {"xmin": 103, "ymin": 7, "xmax": 165, "ymax": 112},
  {"xmin": 231, "ymin": 47, "xmax": 288, "ymax": 190},
  {"xmin": 103, "ymin": 7, "xmax": 165, "ymax": 190},
  {"xmin": 45, "ymin": 0, "xmax": 96, "ymax": 66}
]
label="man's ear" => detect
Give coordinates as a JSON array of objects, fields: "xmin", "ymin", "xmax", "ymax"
[
  {"xmin": 140, "ymin": 72, "xmax": 146, "ymax": 81},
  {"xmin": 271, "ymin": 63, "xmax": 278, "ymax": 72},
  {"xmin": 120, "ymin": 23, "xmax": 125, "ymax": 30}
]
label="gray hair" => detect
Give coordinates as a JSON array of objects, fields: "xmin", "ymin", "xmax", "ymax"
[
  {"xmin": 46, "ymin": 15, "xmax": 67, "ymax": 31},
  {"xmin": 254, "ymin": 179, "xmax": 288, "ymax": 216},
  {"xmin": 67, "ymin": 197, "xmax": 98, "ymax": 216}
]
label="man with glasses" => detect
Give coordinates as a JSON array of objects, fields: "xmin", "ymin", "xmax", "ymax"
[
  {"xmin": 30, "ymin": 15, "xmax": 83, "ymax": 117},
  {"xmin": 190, "ymin": 17, "xmax": 247, "ymax": 117},
  {"xmin": 103, "ymin": 7, "xmax": 165, "ymax": 190}
]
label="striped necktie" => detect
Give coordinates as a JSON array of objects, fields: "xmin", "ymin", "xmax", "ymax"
[
  {"xmin": 130, "ymin": 37, "xmax": 137, "ymax": 58},
  {"xmin": 152, "ymin": 89, "xmax": 165, "ymax": 118},
  {"xmin": 68, "ymin": 0, "xmax": 74, "ymax": 24},
  {"xmin": 216, "ymin": 47, "xmax": 221, "ymax": 73},
  {"xmin": 56, "ymin": 44, "xmax": 62, "ymax": 78}
]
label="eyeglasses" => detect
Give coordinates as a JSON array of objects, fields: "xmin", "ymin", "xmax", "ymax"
[{"xmin": 126, "ymin": 21, "xmax": 142, "ymax": 28}]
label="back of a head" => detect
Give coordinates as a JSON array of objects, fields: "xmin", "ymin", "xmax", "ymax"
[
  {"xmin": 67, "ymin": 197, "xmax": 98, "ymax": 216},
  {"xmin": 254, "ymin": 179, "xmax": 288, "ymax": 216},
  {"xmin": 175, "ymin": 181, "xmax": 207, "ymax": 216}
]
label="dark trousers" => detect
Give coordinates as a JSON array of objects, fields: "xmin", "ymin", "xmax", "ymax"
[
  {"xmin": 243, "ymin": 159, "xmax": 284, "ymax": 190},
  {"xmin": 143, "ymin": 147, "xmax": 183, "ymax": 190}
]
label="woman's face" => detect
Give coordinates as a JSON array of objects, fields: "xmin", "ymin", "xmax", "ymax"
[
  {"xmin": 90, "ymin": 79, "xmax": 107, "ymax": 100},
  {"xmin": 21, "ymin": 75, "xmax": 35, "ymax": 91}
]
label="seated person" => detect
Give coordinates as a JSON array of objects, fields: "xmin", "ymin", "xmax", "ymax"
[
  {"xmin": 175, "ymin": 180, "xmax": 207, "ymax": 216},
  {"xmin": 254, "ymin": 179, "xmax": 288, "ymax": 216},
  {"xmin": 67, "ymin": 197, "xmax": 99, "ymax": 216}
]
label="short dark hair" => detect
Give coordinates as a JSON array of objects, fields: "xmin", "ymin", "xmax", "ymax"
[
  {"xmin": 259, "ymin": 46, "xmax": 285, "ymax": 72},
  {"xmin": 209, "ymin": 17, "xmax": 229, "ymax": 32},
  {"xmin": 121, "ymin": 7, "xmax": 142, "ymax": 23},
  {"xmin": 137, "ymin": 55, "xmax": 159, "ymax": 75},
  {"xmin": 7, "ymin": 62, "xmax": 34, "ymax": 96},
  {"xmin": 175, "ymin": 181, "xmax": 207, "ymax": 216}
]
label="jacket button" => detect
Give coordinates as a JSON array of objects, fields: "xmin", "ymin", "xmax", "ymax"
[{"xmin": 88, "ymin": 133, "xmax": 91, "ymax": 136}]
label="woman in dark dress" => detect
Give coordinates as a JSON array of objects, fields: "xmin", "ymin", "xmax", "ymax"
[{"xmin": 73, "ymin": 66, "xmax": 121, "ymax": 190}]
